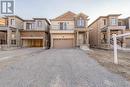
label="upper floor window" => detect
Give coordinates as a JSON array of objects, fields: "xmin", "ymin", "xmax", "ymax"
[
  {"xmin": 103, "ymin": 19, "xmax": 106, "ymax": 25},
  {"xmin": 26, "ymin": 23, "xmax": 32, "ymax": 29},
  {"xmin": 111, "ymin": 18, "xmax": 117, "ymax": 25},
  {"xmin": 76, "ymin": 18, "xmax": 85, "ymax": 28},
  {"xmin": 60, "ymin": 22, "xmax": 67, "ymax": 30},
  {"xmin": 10, "ymin": 19, "xmax": 15, "ymax": 26},
  {"xmin": 37, "ymin": 21, "xmax": 42, "ymax": 28}
]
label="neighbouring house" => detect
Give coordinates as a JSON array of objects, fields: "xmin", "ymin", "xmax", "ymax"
[
  {"xmin": 20, "ymin": 18, "xmax": 50, "ymax": 48},
  {"xmin": 0, "ymin": 16, "xmax": 23, "ymax": 47},
  {"xmin": 50, "ymin": 11, "xmax": 89, "ymax": 49},
  {"xmin": 0, "ymin": 16, "xmax": 50, "ymax": 48},
  {"xmin": 89, "ymin": 14, "xmax": 130, "ymax": 49},
  {"xmin": 0, "ymin": 18, "xmax": 7, "ymax": 45},
  {"xmin": 123, "ymin": 17, "xmax": 130, "ymax": 47}
]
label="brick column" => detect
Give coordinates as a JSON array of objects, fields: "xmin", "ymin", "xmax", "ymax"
[
  {"xmin": 50, "ymin": 34, "xmax": 53, "ymax": 48},
  {"xmin": 16, "ymin": 29, "xmax": 20, "ymax": 47},
  {"xmin": 76, "ymin": 31, "xmax": 79, "ymax": 46},
  {"xmin": 7, "ymin": 28, "xmax": 12, "ymax": 47},
  {"xmin": 107, "ymin": 29, "xmax": 110, "ymax": 44},
  {"xmin": 86, "ymin": 31, "xmax": 89, "ymax": 44},
  {"xmin": 122, "ymin": 29, "xmax": 126, "ymax": 48}
]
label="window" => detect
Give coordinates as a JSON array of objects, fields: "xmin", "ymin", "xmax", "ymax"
[
  {"xmin": 37, "ymin": 21, "xmax": 42, "ymax": 28},
  {"xmin": 10, "ymin": 19, "xmax": 15, "ymax": 25},
  {"xmin": 0, "ymin": 39, "xmax": 6, "ymax": 44},
  {"xmin": 76, "ymin": 18, "xmax": 85, "ymax": 27},
  {"xmin": 60, "ymin": 22, "xmax": 67, "ymax": 30},
  {"xmin": 26, "ymin": 23, "xmax": 32, "ymax": 29},
  {"xmin": 111, "ymin": 18, "xmax": 117, "ymax": 25},
  {"xmin": 103, "ymin": 19, "xmax": 106, "ymax": 25},
  {"xmin": 11, "ymin": 40, "xmax": 16, "ymax": 45}
]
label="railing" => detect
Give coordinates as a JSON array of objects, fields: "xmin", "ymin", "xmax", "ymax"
[
  {"xmin": 108, "ymin": 25, "xmax": 126, "ymax": 30},
  {"xmin": 51, "ymin": 25, "xmax": 74, "ymax": 30},
  {"xmin": 50, "ymin": 29, "xmax": 74, "ymax": 33},
  {"xmin": 25, "ymin": 28, "xmax": 48, "ymax": 31},
  {"xmin": 0, "ymin": 26, "xmax": 8, "ymax": 30}
]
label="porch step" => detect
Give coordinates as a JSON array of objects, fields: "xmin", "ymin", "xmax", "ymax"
[{"xmin": 80, "ymin": 44, "xmax": 90, "ymax": 51}]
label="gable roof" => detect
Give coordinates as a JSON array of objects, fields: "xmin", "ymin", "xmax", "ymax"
[
  {"xmin": 75, "ymin": 13, "xmax": 88, "ymax": 18},
  {"xmin": 51, "ymin": 11, "xmax": 76, "ymax": 21},
  {"xmin": 88, "ymin": 14, "xmax": 121, "ymax": 27}
]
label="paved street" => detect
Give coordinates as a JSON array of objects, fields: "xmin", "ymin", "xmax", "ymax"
[{"xmin": 0, "ymin": 48, "xmax": 130, "ymax": 87}]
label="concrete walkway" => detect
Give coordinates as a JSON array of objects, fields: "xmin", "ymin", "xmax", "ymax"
[{"xmin": 0, "ymin": 49, "xmax": 130, "ymax": 87}]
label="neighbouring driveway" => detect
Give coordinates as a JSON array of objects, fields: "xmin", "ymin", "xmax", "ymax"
[
  {"xmin": 0, "ymin": 48, "xmax": 44, "ymax": 61},
  {"xmin": 0, "ymin": 49, "xmax": 130, "ymax": 87}
]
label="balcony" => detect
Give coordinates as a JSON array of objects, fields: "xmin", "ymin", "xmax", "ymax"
[
  {"xmin": 51, "ymin": 25, "xmax": 74, "ymax": 30},
  {"xmin": 50, "ymin": 29, "xmax": 74, "ymax": 33},
  {"xmin": 50, "ymin": 25, "xmax": 74, "ymax": 33},
  {"xmin": 101, "ymin": 25, "xmax": 126, "ymax": 31},
  {"xmin": 108, "ymin": 25, "xmax": 126, "ymax": 30},
  {"xmin": 0, "ymin": 26, "xmax": 8, "ymax": 31}
]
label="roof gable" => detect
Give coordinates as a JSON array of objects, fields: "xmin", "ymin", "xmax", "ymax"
[{"xmin": 51, "ymin": 11, "xmax": 76, "ymax": 21}]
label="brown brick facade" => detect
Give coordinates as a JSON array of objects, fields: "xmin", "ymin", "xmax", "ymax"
[{"xmin": 20, "ymin": 31, "xmax": 45, "ymax": 37}]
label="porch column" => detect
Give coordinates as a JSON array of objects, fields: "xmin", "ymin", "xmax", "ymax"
[
  {"xmin": 107, "ymin": 29, "xmax": 110, "ymax": 44},
  {"xmin": 16, "ymin": 29, "xmax": 20, "ymax": 47},
  {"xmin": 76, "ymin": 31, "xmax": 79, "ymax": 46},
  {"xmin": 43, "ymin": 38, "xmax": 45, "ymax": 49},
  {"xmin": 5, "ymin": 32, "xmax": 7, "ymax": 44},
  {"xmin": 86, "ymin": 31, "xmax": 89, "ymax": 44},
  {"xmin": 43, "ymin": 35, "xmax": 45, "ymax": 49},
  {"xmin": 7, "ymin": 28, "xmax": 12, "ymax": 47},
  {"xmin": 122, "ymin": 29, "xmax": 126, "ymax": 47},
  {"xmin": 51, "ymin": 35, "xmax": 53, "ymax": 48}
]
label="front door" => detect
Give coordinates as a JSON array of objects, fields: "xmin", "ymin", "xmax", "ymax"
[{"xmin": 79, "ymin": 34, "xmax": 84, "ymax": 45}]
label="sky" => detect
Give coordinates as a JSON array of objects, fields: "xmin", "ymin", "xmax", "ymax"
[{"xmin": 2, "ymin": 0, "xmax": 130, "ymax": 24}]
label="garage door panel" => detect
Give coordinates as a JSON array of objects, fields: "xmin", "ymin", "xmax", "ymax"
[
  {"xmin": 22, "ymin": 39, "xmax": 43, "ymax": 47},
  {"xmin": 54, "ymin": 39, "xmax": 74, "ymax": 48}
]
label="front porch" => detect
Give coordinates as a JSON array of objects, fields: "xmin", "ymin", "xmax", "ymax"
[
  {"xmin": 100, "ymin": 26, "xmax": 126, "ymax": 49},
  {"xmin": 75, "ymin": 29, "xmax": 89, "ymax": 50}
]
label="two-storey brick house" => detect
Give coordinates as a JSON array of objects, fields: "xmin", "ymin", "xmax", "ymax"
[
  {"xmin": 20, "ymin": 18, "xmax": 50, "ymax": 48},
  {"xmin": 118, "ymin": 17, "xmax": 130, "ymax": 47},
  {"xmin": 50, "ymin": 11, "xmax": 89, "ymax": 49},
  {"xmin": 0, "ymin": 16, "xmax": 23, "ymax": 47},
  {"xmin": 0, "ymin": 16, "xmax": 50, "ymax": 48},
  {"xmin": 89, "ymin": 14, "xmax": 130, "ymax": 49}
]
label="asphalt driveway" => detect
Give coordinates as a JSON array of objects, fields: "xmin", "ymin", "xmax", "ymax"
[{"xmin": 0, "ymin": 48, "xmax": 130, "ymax": 87}]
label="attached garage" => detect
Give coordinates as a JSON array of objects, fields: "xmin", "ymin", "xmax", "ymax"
[
  {"xmin": 126, "ymin": 38, "xmax": 130, "ymax": 48},
  {"xmin": 53, "ymin": 39, "xmax": 74, "ymax": 49},
  {"xmin": 22, "ymin": 39, "xmax": 43, "ymax": 47}
]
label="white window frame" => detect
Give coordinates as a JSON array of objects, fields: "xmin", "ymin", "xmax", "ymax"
[
  {"xmin": 10, "ymin": 19, "xmax": 15, "ymax": 26},
  {"xmin": 111, "ymin": 18, "xmax": 117, "ymax": 25},
  {"xmin": 76, "ymin": 18, "xmax": 85, "ymax": 27},
  {"xmin": 37, "ymin": 21, "xmax": 42, "ymax": 28},
  {"xmin": 60, "ymin": 22, "xmax": 67, "ymax": 30}
]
